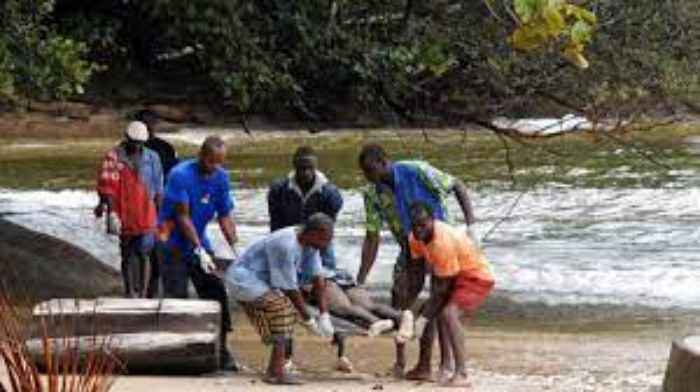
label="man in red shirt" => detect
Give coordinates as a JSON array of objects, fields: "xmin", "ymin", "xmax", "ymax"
[{"xmin": 95, "ymin": 121, "xmax": 164, "ymax": 298}]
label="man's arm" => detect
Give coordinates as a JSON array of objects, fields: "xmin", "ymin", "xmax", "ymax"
[
  {"xmin": 324, "ymin": 185, "xmax": 344, "ymax": 220},
  {"xmin": 174, "ymin": 202, "xmax": 202, "ymax": 248},
  {"xmin": 267, "ymin": 184, "xmax": 282, "ymax": 232},
  {"xmin": 218, "ymin": 214, "xmax": 238, "ymax": 247},
  {"xmin": 154, "ymin": 193, "xmax": 163, "ymax": 213},
  {"xmin": 452, "ymin": 179, "xmax": 475, "ymax": 226},
  {"xmin": 357, "ymin": 232, "xmax": 380, "ymax": 285},
  {"xmin": 94, "ymin": 193, "xmax": 113, "ymax": 217},
  {"xmin": 420, "ymin": 275, "xmax": 454, "ymax": 321},
  {"xmin": 311, "ymin": 276, "xmax": 328, "ymax": 314},
  {"xmin": 283, "ymin": 289, "xmax": 312, "ymax": 321}
]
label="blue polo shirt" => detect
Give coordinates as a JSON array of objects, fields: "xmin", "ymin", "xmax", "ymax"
[{"xmin": 160, "ymin": 159, "xmax": 235, "ymax": 254}]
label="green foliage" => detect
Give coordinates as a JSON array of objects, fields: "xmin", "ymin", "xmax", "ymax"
[
  {"xmin": 510, "ymin": 0, "xmax": 596, "ymax": 68},
  {"xmin": 1, "ymin": 0, "xmax": 697, "ymax": 126},
  {"xmin": 0, "ymin": 0, "xmax": 95, "ymax": 103}
]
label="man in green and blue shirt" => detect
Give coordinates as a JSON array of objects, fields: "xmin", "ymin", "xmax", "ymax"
[{"xmin": 356, "ymin": 143, "xmax": 477, "ymax": 380}]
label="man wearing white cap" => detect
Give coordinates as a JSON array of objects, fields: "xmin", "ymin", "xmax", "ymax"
[{"xmin": 95, "ymin": 121, "xmax": 164, "ymax": 298}]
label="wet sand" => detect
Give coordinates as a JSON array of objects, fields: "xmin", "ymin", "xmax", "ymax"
[{"xmin": 106, "ymin": 316, "xmax": 686, "ymax": 392}]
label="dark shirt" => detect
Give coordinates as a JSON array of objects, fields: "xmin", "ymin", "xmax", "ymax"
[
  {"xmin": 267, "ymin": 171, "xmax": 343, "ymax": 232},
  {"xmin": 145, "ymin": 136, "xmax": 178, "ymax": 177}
]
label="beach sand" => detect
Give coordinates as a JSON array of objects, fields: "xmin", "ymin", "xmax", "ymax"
[{"xmin": 102, "ymin": 317, "xmax": 679, "ymax": 392}]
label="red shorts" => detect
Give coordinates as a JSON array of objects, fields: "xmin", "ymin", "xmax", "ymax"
[{"xmin": 449, "ymin": 273, "xmax": 494, "ymax": 312}]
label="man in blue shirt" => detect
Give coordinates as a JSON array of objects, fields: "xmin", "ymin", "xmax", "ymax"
[
  {"xmin": 226, "ymin": 213, "xmax": 335, "ymax": 385},
  {"xmin": 159, "ymin": 136, "xmax": 240, "ymax": 370}
]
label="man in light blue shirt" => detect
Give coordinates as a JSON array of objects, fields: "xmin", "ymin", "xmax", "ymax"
[{"xmin": 225, "ymin": 213, "xmax": 335, "ymax": 385}]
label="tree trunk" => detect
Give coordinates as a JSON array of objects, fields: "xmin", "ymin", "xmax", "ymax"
[
  {"xmin": 28, "ymin": 297, "xmax": 221, "ymax": 374},
  {"xmin": 663, "ymin": 336, "xmax": 700, "ymax": 392}
]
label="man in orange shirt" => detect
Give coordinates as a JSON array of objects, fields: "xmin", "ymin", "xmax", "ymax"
[{"xmin": 399, "ymin": 202, "xmax": 494, "ymax": 387}]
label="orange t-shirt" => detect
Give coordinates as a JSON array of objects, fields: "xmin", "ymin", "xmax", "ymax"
[{"xmin": 409, "ymin": 221, "xmax": 493, "ymax": 280}]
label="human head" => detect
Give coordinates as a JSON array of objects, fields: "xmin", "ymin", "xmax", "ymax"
[
  {"xmin": 134, "ymin": 109, "xmax": 160, "ymax": 137},
  {"xmin": 299, "ymin": 212, "xmax": 334, "ymax": 250},
  {"xmin": 199, "ymin": 136, "xmax": 226, "ymax": 176},
  {"xmin": 410, "ymin": 201, "xmax": 435, "ymax": 242},
  {"xmin": 124, "ymin": 121, "xmax": 148, "ymax": 154},
  {"xmin": 292, "ymin": 146, "xmax": 318, "ymax": 188},
  {"xmin": 358, "ymin": 143, "xmax": 390, "ymax": 184}
]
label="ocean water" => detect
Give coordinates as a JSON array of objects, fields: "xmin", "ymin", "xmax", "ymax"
[{"xmin": 2, "ymin": 184, "xmax": 699, "ymax": 310}]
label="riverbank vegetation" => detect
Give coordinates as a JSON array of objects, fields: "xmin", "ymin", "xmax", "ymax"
[{"xmin": 1, "ymin": 1, "xmax": 698, "ymax": 132}]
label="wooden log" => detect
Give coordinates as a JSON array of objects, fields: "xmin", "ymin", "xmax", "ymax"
[
  {"xmin": 28, "ymin": 298, "xmax": 221, "ymax": 374},
  {"xmin": 26, "ymin": 332, "xmax": 218, "ymax": 375},
  {"xmin": 663, "ymin": 336, "xmax": 700, "ymax": 392}
]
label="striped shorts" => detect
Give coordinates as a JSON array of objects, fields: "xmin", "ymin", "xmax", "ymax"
[{"xmin": 240, "ymin": 291, "xmax": 297, "ymax": 345}]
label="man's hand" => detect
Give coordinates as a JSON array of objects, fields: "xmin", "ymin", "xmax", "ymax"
[
  {"xmin": 302, "ymin": 317, "xmax": 323, "ymax": 336},
  {"xmin": 194, "ymin": 247, "xmax": 217, "ymax": 274},
  {"xmin": 107, "ymin": 212, "xmax": 121, "ymax": 235},
  {"xmin": 466, "ymin": 226, "xmax": 481, "ymax": 248},
  {"xmin": 318, "ymin": 312, "xmax": 335, "ymax": 337},
  {"xmin": 93, "ymin": 203, "xmax": 105, "ymax": 218}
]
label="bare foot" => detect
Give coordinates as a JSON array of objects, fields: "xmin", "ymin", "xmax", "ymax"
[
  {"xmin": 388, "ymin": 363, "xmax": 405, "ymax": 379},
  {"xmin": 336, "ymin": 356, "xmax": 354, "ymax": 373},
  {"xmin": 437, "ymin": 367, "xmax": 454, "ymax": 385},
  {"xmin": 443, "ymin": 372, "xmax": 472, "ymax": 388},
  {"xmin": 404, "ymin": 365, "xmax": 433, "ymax": 381},
  {"xmin": 368, "ymin": 319, "xmax": 395, "ymax": 338}
]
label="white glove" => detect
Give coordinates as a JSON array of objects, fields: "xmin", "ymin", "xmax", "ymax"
[
  {"xmin": 395, "ymin": 310, "xmax": 414, "ymax": 344},
  {"xmin": 302, "ymin": 317, "xmax": 323, "ymax": 336},
  {"xmin": 466, "ymin": 226, "xmax": 481, "ymax": 248},
  {"xmin": 413, "ymin": 316, "xmax": 429, "ymax": 340},
  {"xmin": 194, "ymin": 247, "xmax": 217, "ymax": 274},
  {"xmin": 318, "ymin": 312, "xmax": 335, "ymax": 337},
  {"xmin": 107, "ymin": 212, "xmax": 121, "ymax": 235}
]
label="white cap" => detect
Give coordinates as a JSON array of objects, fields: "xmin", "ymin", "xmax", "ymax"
[{"xmin": 124, "ymin": 121, "xmax": 148, "ymax": 142}]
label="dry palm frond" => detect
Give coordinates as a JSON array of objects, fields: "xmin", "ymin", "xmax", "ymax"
[{"xmin": 0, "ymin": 293, "xmax": 120, "ymax": 392}]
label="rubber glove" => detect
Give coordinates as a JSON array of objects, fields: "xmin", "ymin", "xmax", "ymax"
[
  {"xmin": 395, "ymin": 310, "xmax": 415, "ymax": 344},
  {"xmin": 318, "ymin": 312, "xmax": 335, "ymax": 337},
  {"xmin": 302, "ymin": 317, "xmax": 323, "ymax": 336},
  {"xmin": 194, "ymin": 247, "xmax": 217, "ymax": 274}
]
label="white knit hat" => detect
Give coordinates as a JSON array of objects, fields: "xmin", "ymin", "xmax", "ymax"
[{"xmin": 124, "ymin": 121, "xmax": 148, "ymax": 142}]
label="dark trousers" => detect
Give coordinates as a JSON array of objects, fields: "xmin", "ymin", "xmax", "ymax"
[
  {"xmin": 161, "ymin": 247, "xmax": 233, "ymax": 363},
  {"xmin": 119, "ymin": 234, "xmax": 157, "ymax": 298}
]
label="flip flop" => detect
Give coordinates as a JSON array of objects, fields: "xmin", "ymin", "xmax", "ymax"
[{"xmin": 262, "ymin": 373, "xmax": 305, "ymax": 385}]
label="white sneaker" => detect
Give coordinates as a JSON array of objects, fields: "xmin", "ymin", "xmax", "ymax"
[
  {"xmin": 368, "ymin": 319, "xmax": 395, "ymax": 338},
  {"xmin": 395, "ymin": 310, "xmax": 414, "ymax": 343},
  {"xmin": 284, "ymin": 359, "xmax": 301, "ymax": 375}
]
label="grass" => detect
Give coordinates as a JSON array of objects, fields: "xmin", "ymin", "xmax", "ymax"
[{"xmin": 0, "ymin": 125, "xmax": 699, "ymax": 191}]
